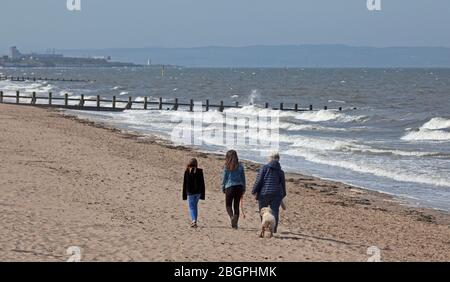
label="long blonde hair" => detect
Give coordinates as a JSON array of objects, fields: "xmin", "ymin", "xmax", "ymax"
[{"xmin": 225, "ymin": 150, "xmax": 239, "ymax": 171}]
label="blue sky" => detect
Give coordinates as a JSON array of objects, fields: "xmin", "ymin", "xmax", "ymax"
[{"xmin": 1, "ymin": 0, "xmax": 449, "ymax": 53}]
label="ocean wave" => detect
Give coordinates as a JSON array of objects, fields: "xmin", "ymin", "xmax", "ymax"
[
  {"xmin": 284, "ymin": 149, "xmax": 450, "ymax": 188},
  {"xmin": 283, "ymin": 124, "xmax": 348, "ymax": 132},
  {"xmin": 281, "ymin": 135, "xmax": 442, "ymax": 157},
  {"xmin": 0, "ymin": 80, "xmax": 54, "ymax": 94},
  {"xmin": 119, "ymin": 107, "xmax": 362, "ymax": 134},
  {"xmin": 422, "ymin": 117, "xmax": 450, "ymax": 130},
  {"xmin": 225, "ymin": 105, "xmax": 293, "ymax": 117},
  {"xmin": 295, "ymin": 110, "xmax": 368, "ymax": 123},
  {"xmin": 328, "ymin": 99, "xmax": 346, "ymax": 104},
  {"xmin": 402, "ymin": 129, "xmax": 450, "ymax": 141},
  {"xmin": 402, "ymin": 117, "xmax": 450, "ymax": 141},
  {"xmin": 116, "ymin": 110, "xmax": 446, "ymax": 157},
  {"xmin": 221, "ymin": 106, "xmax": 368, "ymax": 125},
  {"xmin": 59, "ymin": 90, "xmax": 74, "ymax": 96}
]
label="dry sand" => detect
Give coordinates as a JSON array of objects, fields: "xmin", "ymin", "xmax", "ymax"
[{"xmin": 0, "ymin": 104, "xmax": 449, "ymax": 262}]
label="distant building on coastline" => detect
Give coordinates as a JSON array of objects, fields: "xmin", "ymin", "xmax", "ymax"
[
  {"xmin": 0, "ymin": 46, "xmax": 138, "ymax": 68},
  {"xmin": 10, "ymin": 46, "xmax": 22, "ymax": 60}
]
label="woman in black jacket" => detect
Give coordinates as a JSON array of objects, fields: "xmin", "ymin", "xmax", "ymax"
[{"xmin": 182, "ymin": 158, "xmax": 205, "ymax": 228}]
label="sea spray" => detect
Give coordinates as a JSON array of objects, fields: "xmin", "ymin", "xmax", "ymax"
[{"xmin": 248, "ymin": 89, "xmax": 261, "ymax": 106}]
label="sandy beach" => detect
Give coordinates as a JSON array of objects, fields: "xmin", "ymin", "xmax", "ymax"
[{"xmin": 0, "ymin": 103, "xmax": 449, "ymax": 262}]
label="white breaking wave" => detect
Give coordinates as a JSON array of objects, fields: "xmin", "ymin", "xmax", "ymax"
[
  {"xmin": 225, "ymin": 105, "xmax": 294, "ymax": 118},
  {"xmin": 328, "ymin": 99, "xmax": 346, "ymax": 104},
  {"xmin": 402, "ymin": 129, "xmax": 450, "ymax": 141},
  {"xmin": 280, "ymin": 135, "xmax": 442, "ymax": 157},
  {"xmin": 295, "ymin": 110, "xmax": 367, "ymax": 123},
  {"xmin": 0, "ymin": 80, "xmax": 53, "ymax": 94},
  {"xmin": 422, "ymin": 117, "xmax": 450, "ymax": 130},
  {"xmin": 283, "ymin": 124, "xmax": 348, "ymax": 132},
  {"xmin": 224, "ymin": 106, "xmax": 367, "ymax": 124},
  {"xmin": 284, "ymin": 149, "xmax": 450, "ymax": 188},
  {"xmin": 402, "ymin": 117, "xmax": 450, "ymax": 141}
]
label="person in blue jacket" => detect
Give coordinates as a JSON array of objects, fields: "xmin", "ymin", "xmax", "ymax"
[
  {"xmin": 252, "ymin": 153, "xmax": 286, "ymax": 233},
  {"xmin": 221, "ymin": 150, "xmax": 246, "ymax": 229}
]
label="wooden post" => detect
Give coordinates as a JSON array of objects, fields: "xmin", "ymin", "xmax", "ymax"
[
  {"xmin": 97, "ymin": 95, "xmax": 101, "ymax": 108},
  {"xmin": 32, "ymin": 92, "xmax": 36, "ymax": 104},
  {"xmin": 190, "ymin": 99, "xmax": 194, "ymax": 112},
  {"xmin": 309, "ymin": 105, "xmax": 313, "ymax": 111},
  {"xmin": 112, "ymin": 96, "xmax": 116, "ymax": 109},
  {"xmin": 0, "ymin": 91, "xmax": 3, "ymax": 103},
  {"xmin": 280, "ymin": 103, "xmax": 284, "ymax": 111},
  {"xmin": 159, "ymin": 97, "xmax": 163, "ymax": 110},
  {"xmin": 49, "ymin": 92, "xmax": 52, "ymax": 106},
  {"xmin": 65, "ymin": 93, "xmax": 68, "ymax": 106},
  {"xmin": 16, "ymin": 91, "xmax": 20, "ymax": 104},
  {"xmin": 144, "ymin": 97, "xmax": 148, "ymax": 110},
  {"xmin": 265, "ymin": 102, "xmax": 269, "ymax": 109},
  {"xmin": 206, "ymin": 99, "xmax": 209, "ymax": 112},
  {"xmin": 220, "ymin": 101, "xmax": 224, "ymax": 112},
  {"xmin": 126, "ymin": 96, "xmax": 132, "ymax": 109},
  {"xmin": 174, "ymin": 98, "xmax": 179, "ymax": 111},
  {"xmin": 294, "ymin": 103, "xmax": 298, "ymax": 112},
  {"xmin": 79, "ymin": 94, "xmax": 85, "ymax": 107}
]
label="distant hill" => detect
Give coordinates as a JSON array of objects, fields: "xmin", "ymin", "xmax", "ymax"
[{"xmin": 59, "ymin": 45, "xmax": 450, "ymax": 68}]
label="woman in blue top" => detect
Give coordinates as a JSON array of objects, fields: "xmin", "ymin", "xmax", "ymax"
[{"xmin": 221, "ymin": 150, "xmax": 246, "ymax": 229}]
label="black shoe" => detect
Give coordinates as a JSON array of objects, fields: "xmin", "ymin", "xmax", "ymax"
[{"xmin": 231, "ymin": 215, "xmax": 239, "ymax": 229}]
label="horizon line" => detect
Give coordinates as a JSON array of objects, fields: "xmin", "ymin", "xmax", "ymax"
[{"xmin": 56, "ymin": 44, "xmax": 450, "ymax": 51}]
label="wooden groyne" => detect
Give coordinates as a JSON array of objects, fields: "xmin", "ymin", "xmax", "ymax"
[
  {"xmin": 0, "ymin": 75, "xmax": 91, "ymax": 83},
  {"xmin": 0, "ymin": 90, "xmax": 344, "ymax": 112}
]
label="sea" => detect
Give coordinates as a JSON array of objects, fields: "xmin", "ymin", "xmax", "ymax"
[{"xmin": 1, "ymin": 67, "xmax": 449, "ymax": 211}]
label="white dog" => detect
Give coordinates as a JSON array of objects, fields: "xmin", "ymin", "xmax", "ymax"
[{"xmin": 260, "ymin": 207, "xmax": 276, "ymax": 238}]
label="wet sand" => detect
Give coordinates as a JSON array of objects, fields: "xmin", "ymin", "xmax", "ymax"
[{"xmin": 0, "ymin": 104, "xmax": 449, "ymax": 261}]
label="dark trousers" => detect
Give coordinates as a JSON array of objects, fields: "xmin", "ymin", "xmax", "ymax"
[
  {"xmin": 225, "ymin": 186, "xmax": 244, "ymax": 219},
  {"xmin": 258, "ymin": 194, "xmax": 283, "ymax": 233}
]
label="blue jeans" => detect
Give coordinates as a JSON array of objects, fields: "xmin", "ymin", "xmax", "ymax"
[
  {"xmin": 188, "ymin": 194, "xmax": 201, "ymax": 222},
  {"xmin": 258, "ymin": 194, "xmax": 283, "ymax": 233}
]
